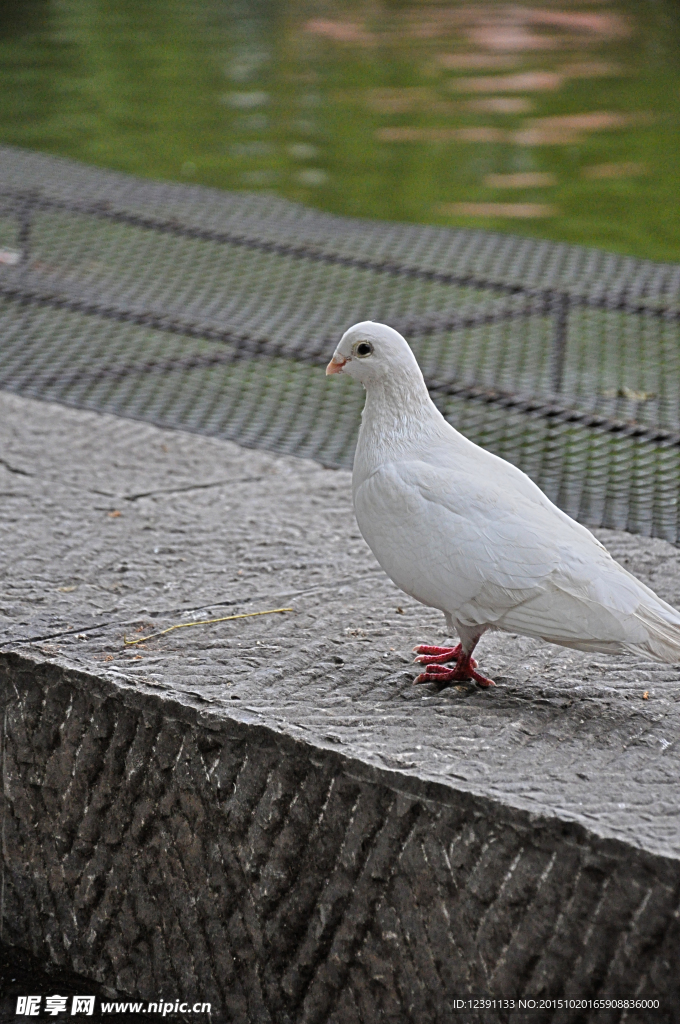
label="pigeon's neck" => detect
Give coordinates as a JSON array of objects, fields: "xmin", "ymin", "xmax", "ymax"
[{"xmin": 357, "ymin": 373, "xmax": 447, "ymax": 467}]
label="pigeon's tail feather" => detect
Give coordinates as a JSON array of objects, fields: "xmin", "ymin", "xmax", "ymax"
[{"xmin": 626, "ymin": 605, "xmax": 680, "ymax": 663}]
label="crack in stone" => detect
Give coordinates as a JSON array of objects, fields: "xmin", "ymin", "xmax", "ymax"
[{"xmin": 0, "ymin": 457, "xmax": 33, "ymax": 477}]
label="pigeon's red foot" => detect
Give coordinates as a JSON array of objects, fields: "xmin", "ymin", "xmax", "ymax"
[
  {"xmin": 413, "ymin": 644, "xmax": 477, "ymax": 668},
  {"xmin": 414, "ymin": 653, "xmax": 495, "ymax": 689}
]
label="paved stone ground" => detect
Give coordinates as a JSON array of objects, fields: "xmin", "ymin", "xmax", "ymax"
[{"xmin": 1, "ymin": 391, "xmax": 680, "ymax": 1022}]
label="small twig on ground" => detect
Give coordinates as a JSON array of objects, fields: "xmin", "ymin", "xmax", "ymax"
[{"xmin": 124, "ymin": 607, "xmax": 293, "ymax": 646}]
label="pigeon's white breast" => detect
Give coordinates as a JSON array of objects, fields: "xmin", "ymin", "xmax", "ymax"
[{"xmin": 353, "ymin": 461, "xmax": 485, "ymax": 613}]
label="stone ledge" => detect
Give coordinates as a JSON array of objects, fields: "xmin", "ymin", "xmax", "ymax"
[
  {"xmin": 2, "ymin": 391, "xmax": 680, "ymax": 1021},
  {"xmin": 3, "ymin": 649, "xmax": 680, "ymax": 1024}
]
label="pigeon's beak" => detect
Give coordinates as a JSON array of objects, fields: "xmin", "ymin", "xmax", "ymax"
[{"xmin": 326, "ymin": 353, "xmax": 348, "ymax": 375}]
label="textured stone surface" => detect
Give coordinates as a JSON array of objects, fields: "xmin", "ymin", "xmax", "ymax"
[{"xmin": 2, "ymin": 391, "xmax": 680, "ymax": 1021}]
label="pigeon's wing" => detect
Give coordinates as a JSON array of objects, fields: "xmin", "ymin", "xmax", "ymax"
[
  {"xmin": 355, "ymin": 458, "xmax": 680, "ymax": 655},
  {"xmin": 355, "ymin": 458, "xmax": 565, "ymax": 616}
]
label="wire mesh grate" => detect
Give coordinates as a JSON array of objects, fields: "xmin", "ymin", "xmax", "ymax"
[{"xmin": 1, "ymin": 146, "xmax": 680, "ymax": 541}]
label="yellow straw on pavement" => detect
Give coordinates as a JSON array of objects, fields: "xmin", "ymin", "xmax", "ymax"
[{"xmin": 124, "ymin": 607, "xmax": 293, "ymax": 646}]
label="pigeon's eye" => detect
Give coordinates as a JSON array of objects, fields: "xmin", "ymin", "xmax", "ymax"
[{"xmin": 355, "ymin": 342, "xmax": 373, "ymax": 358}]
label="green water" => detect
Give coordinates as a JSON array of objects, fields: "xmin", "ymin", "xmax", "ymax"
[{"xmin": 1, "ymin": 0, "xmax": 679, "ymax": 262}]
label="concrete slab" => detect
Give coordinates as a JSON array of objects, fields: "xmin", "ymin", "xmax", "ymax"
[{"xmin": 1, "ymin": 391, "xmax": 680, "ymax": 1022}]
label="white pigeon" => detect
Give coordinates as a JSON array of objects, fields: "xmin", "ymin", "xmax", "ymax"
[{"xmin": 326, "ymin": 320, "xmax": 680, "ymax": 688}]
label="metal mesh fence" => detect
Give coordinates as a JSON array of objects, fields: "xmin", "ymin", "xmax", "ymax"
[{"xmin": 1, "ymin": 145, "xmax": 680, "ymax": 541}]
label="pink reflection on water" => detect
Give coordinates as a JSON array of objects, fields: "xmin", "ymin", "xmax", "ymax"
[
  {"xmin": 304, "ymin": 19, "xmax": 376, "ymax": 46},
  {"xmin": 522, "ymin": 10, "xmax": 632, "ymax": 38},
  {"xmin": 449, "ymin": 72, "xmax": 564, "ymax": 92},
  {"xmin": 527, "ymin": 111, "xmax": 652, "ymax": 131},
  {"xmin": 437, "ymin": 202, "xmax": 558, "ymax": 218},
  {"xmin": 467, "ymin": 25, "xmax": 564, "ymax": 51},
  {"xmin": 484, "ymin": 172, "xmax": 557, "ymax": 188},
  {"xmin": 376, "ymin": 127, "xmax": 508, "ymax": 143},
  {"xmin": 466, "ymin": 97, "xmax": 535, "ymax": 113},
  {"xmin": 301, "ymin": 3, "xmax": 651, "ymax": 218},
  {"xmin": 582, "ymin": 162, "xmax": 648, "ymax": 179},
  {"xmin": 465, "ymin": 6, "xmax": 632, "ymax": 52}
]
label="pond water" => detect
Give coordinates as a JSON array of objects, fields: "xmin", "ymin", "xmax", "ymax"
[{"xmin": 1, "ymin": 0, "xmax": 679, "ymax": 262}]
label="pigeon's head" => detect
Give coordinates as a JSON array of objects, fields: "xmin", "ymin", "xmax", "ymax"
[{"xmin": 326, "ymin": 321, "xmax": 422, "ymax": 386}]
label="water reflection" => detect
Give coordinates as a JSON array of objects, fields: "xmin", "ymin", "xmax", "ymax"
[
  {"xmin": 0, "ymin": 0, "xmax": 50, "ymax": 39},
  {"xmin": 0, "ymin": 0, "xmax": 678, "ymax": 260}
]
